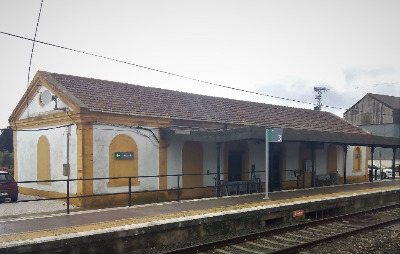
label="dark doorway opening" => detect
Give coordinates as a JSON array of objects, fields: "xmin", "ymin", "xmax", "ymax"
[
  {"xmin": 269, "ymin": 151, "xmax": 282, "ymax": 191},
  {"xmin": 228, "ymin": 152, "xmax": 242, "ymax": 181}
]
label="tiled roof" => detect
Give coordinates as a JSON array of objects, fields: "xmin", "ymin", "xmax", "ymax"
[
  {"xmin": 43, "ymin": 71, "xmax": 368, "ymax": 135},
  {"xmin": 369, "ymin": 93, "xmax": 400, "ymax": 110}
]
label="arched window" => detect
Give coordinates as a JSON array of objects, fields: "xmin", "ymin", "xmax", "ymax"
[
  {"xmin": 353, "ymin": 147, "xmax": 362, "ymax": 172},
  {"xmin": 37, "ymin": 135, "xmax": 50, "ymax": 184},
  {"xmin": 108, "ymin": 134, "xmax": 139, "ymax": 187},
  {"xmin": 182, "ymin": 141, "xmax": 203, "ymax": 189}
]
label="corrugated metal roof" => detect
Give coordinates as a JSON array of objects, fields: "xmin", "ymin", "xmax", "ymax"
[{"xmin": 369, "ymin": 93, "xmax": 400, "ymax": 110}]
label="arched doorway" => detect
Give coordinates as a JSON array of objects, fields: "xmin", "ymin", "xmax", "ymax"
[
  {"xmin": 353, "ymin": 147, "xmax": 362, "ymax": 172},
  {"xmin": 37, "ymin": 135, "xmax": 50, "ymax": 184},
  {"xmin": 327, "ymin": 145, "xmax": 337, "ymax": 174},
  {"xmin": 182, "ymin": 141, "xmax": 203, "ymax": 197},
  {"xmin": 108, "ymin": 134, "xmax": 139, "ymax": 187}
]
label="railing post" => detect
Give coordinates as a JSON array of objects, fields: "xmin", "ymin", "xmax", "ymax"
[
  {"xmin": 177, "ymin": 174, "xmax": 181, "ymax": 202},
  {"xmin": 67, "ymin": 178, "xmax": 70, "ymax": 214},
  {"xmin": 129, "ymin": 177, "xmax": 132, "ymax": 207}
]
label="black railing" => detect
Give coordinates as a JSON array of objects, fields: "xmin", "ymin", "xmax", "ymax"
[
  {"xmin": 6, "ymin": 171, "xmax": 268, "ymax": 214},
  {"xmin": 4, "ymin": 169, "xmax": 359, "ymax": 214}
]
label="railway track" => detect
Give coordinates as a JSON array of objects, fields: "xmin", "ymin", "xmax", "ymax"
[{"xmin": 161, "ymin": 204, "xmax": 400, "ymax": 254}]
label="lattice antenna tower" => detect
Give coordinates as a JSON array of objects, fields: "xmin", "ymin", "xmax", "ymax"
[{"xmin": 314, "ymin": 86, "xmax": 329, "ymax": 111}]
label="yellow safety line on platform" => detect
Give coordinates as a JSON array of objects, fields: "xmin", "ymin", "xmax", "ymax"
[{"xmin": 0, "ymin": 186, "xmax": 398, "ymax": 244}]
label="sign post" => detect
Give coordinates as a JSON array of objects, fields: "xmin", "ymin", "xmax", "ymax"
[
  {"xmin": 265, "ymin": 128, "xmax": 283, "ymax": 200},
  {"xmin": 265, "ymin": 129, "xmax": 270, "ymax": 199}
]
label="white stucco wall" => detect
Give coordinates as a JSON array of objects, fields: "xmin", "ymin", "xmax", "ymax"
[
  {"xmin": 20, "ymin": 86, "xmax": 70, "ymax": 120},
  {"xmin": 315, "ymin": 144, "xmax": 328, "ymax": 175},
  {"xmin": 248, "ymin": 140, "xmax": 266, "ymax": 182},
  {"xmin": 166, "ymin": 138, "xmax": 184, "ymax": 189},
  {"xmin": 16, "ymin": 125, "xmax": 77, "ymax": 194},
  {"xmin": 284, "ymin": 142, "xmax": 299, "ymax": 181},
  {"xmin": 202, "ymin": 142, "xmax": 218, "ymax": 186},
  {"xmin": 92, "ymin": 124, "xmax": 159, "ymax": 194}
]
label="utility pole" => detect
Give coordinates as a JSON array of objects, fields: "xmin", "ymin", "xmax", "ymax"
[{"xmin": 314, "ymin": 86, "xmax": 329, "ymax": 111}]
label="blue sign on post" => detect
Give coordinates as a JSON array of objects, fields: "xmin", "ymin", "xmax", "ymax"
[{"xmin": 114, "ymin": 152, "xmax": 134, "ymax": 160}]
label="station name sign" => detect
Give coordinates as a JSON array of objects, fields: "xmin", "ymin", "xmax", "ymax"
[
  {"xmin": 114, "ymin": 152, "xmax": 134, "ymax": 160},
  {"xmin": 267, "ymin": 128, "xmax": 283, "ymax": 142}
]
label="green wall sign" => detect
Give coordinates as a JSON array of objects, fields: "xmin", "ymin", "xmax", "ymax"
[{"xmin": 114, "ymin": 152, "xmax": 134, "ymax": 160}]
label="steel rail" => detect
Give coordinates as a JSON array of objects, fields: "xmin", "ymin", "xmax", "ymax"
[{"xmin": 161, "ymin": 204, "xmax": 400, "ymax": 254}]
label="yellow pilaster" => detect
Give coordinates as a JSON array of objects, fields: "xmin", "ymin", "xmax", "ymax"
[
  {"xmin": 158, "ymin": 130, "xmax": 167, "ymax": 190},
  {"xmin": 76, "ymin": 122, "xmax": 93, "ymax": 206}
]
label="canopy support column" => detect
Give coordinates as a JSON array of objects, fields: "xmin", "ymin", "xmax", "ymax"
[
  {"xmin": 392, "ymin": 147, "xmax": 397, "ymax": 179},
  {"xmin": 370, "ymin": 147, "xmax": 375, "ymax": 182},
  {"xmin": 216, "ymin": 142, "xmax": 222, "ymax": 197},
  {"xmin": 343, "ymin": 145, "xmax": 348, "ymax": 184}
]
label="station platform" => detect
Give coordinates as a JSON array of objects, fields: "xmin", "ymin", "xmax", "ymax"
[{"xmin": 1, "ymin": 179, "xmax": 399, "ymax": 253}]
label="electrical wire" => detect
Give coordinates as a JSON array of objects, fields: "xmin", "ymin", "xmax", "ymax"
[
  {"xmin": 0, "ymin": 30, "xmax": 347, "ymax": 111},
  {"xmin": 25, "ymin": 0, "xmax": 44, "ymax": 118}
]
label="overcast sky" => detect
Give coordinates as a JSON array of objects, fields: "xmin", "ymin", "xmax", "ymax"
[{"xmin": 1, "ymin": 0, "xmax": 399, "ymax": 129}]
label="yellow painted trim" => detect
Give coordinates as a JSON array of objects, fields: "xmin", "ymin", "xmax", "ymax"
[
  {"xmin": 353, "ymin": 147, "xmax": 362, "ymax": 172},
  {"xmin": 182, "ymin": 141, "xmax": 203, "ymax": 188},
  {"xmin": 107, "ymin": 134, "xmax": 140, "ymax": 187},
  {"xmin": 3, "ymin": 185, "xmax": 398, "ymax": 244},
  {"xmin": 327, "ymin": 144, "xmax": 337, "ymax": 174},
  {"xmin": 9, "ymin": 72, "xmax": 81, "ymax": 123},
  {"xmin": 37, "ymin": 135, "xmax": 51, "ymax": 185},
  {"xmin": 11, "ymin": 113, "xmax": 75, "ymax": 130},
  {"xmin": 345, "ymin": 174, "xmax": 368, "ymax": 183},
  {"xmin": 298, "ymin": 143, "xmax": 312, "ymax": 188},
  {"xmin": 76, "ymin": 123, "xmax": 93, "ymax": 207},
  {"xmin": 181, "ymin": 141, "xmax": 203, "ymax": 198},
  {"xmin": 18, "ymin": 186, "xmax": 80, "ymax": 206}
]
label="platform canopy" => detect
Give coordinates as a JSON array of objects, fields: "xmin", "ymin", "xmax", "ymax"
[{"xmin": 166, "ymin": 126, "xmax": 400, "ymax": 149}]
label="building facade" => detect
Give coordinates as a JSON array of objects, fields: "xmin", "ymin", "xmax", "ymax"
[
  {"xmin": 10, "ymin": 71, "xmax": 391, "ymax": 208},
  {"xmin": 344, "ymin": 93, "xmax": 400, "ymax": 164}
]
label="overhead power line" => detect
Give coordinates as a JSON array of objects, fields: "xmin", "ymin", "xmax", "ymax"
[
  {"xmin": 0, "ymin": 30, "xmax": 346, "ymax": 111},
  {"xmin": 26, "ymin": 0, "xmax": 44, "ymax": 118}
]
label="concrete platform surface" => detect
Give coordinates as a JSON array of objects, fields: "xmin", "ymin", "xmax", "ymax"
[{"xmin": 0, "ymin": 179, "xmax": 399, "ymax": 252}]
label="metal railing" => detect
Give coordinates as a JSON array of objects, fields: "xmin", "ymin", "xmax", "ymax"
[
  {"xmin": 7, "ymin": 170, "xmax": 268, "ymax": 214},
  {"xmin": 5, "ymin": 168, "xmax": 369, "ymax": 214}
]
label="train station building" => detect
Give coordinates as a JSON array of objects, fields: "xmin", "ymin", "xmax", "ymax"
[{"xmin": 9, "ymin": 71, "xmax": 400, "ymax": 207}]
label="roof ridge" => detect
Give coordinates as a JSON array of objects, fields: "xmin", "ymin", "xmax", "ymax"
[{"xmin": 47, "ymin": 72, "xmax": 327, "ymax": 115}]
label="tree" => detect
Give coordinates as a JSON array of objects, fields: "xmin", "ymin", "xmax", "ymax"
[
  {"xmin": 0, "ymin": 127, "xmax": 13, "ymax": 153},
  {"xmin": 2, "ymin": 153, "xmax": 13, "ymax": 169}
]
